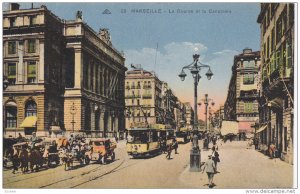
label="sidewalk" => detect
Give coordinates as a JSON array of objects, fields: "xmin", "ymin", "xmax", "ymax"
[{"xmin": 179, "ymin": 141, "xmax": 294, "ymax": 189}]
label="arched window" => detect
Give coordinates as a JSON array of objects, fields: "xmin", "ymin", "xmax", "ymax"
[
  {"xmin": 5, "ymin": 101, "xmax": 17, "ymax": 128},
  {"xmin": 25, "ymin": 100, "xmax": 37, "ymax": 117}
]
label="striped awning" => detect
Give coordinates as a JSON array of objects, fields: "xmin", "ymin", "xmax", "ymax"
[{"xmin": 20, "ymin": 116, "xmax": 37, "ymax": 128}]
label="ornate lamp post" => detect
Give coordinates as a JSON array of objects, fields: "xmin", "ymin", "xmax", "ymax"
[
  {"xmin": 198, "ymin": 94, "xmax": 215, "ymax": 133},
  {"xmin": 178, "ymin": 54, "xmax": 213, "ymax": 172},
  {"xmin": 70, "ymin": 102, "xmax": 77, "ymax": 134}
]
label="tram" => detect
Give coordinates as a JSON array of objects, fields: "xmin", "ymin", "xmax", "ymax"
[
  {"xmin": 126, "ymin": 123, "xmax": 160, "ymax": 158},
  {"xmin": 175, "ymin": 127, "xmax": 191, "ymax": 143}
]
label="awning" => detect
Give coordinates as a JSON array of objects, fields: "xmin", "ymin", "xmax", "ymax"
[
  {"xmin": 220, "ymin": 121, "xmax": 239, "ymax": 136},
  {"xmin": 238, "ymin": 122, "xmax": 254, "ymax": 133},
  {"xmin": 20, "ymin": 116, "xmax": 37, "ymax": 128},
  {"xmin": 256, "ymin": 125, "xmax": 267, "ymax": 133},
  {"xmin": 6, "ymin": 101, "xmax": 17, "ymax": 107}
]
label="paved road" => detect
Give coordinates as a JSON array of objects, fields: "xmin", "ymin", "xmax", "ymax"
[{"xmin": 3, "ymin": 140, "xmax": 294, "ymax": 189}]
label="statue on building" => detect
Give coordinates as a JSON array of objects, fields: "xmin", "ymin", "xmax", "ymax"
[
  {"xmin": 99, "ymin": 28, "xmax": 112, "ymax": 46},
  {"xmin": 76, "ymin": 10, "xmax": 82, "ymax": 20}
]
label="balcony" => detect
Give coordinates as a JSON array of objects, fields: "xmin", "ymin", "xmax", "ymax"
[
  {"xmin": 142, "ymin": 94, "xmax": 152, "ymax": 99},
  {"xmin": 143, "ymin": 85, "xmax": 152, "ymax": 89}
]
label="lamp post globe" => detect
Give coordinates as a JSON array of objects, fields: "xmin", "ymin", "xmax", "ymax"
[{"xmin": 178, "ymin": 70, "xmax": 187, "ymax": 81}]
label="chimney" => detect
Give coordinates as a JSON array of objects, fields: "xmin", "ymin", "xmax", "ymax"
[{"xmin": 10, "ymin": 3, "xmax": 20, "ymax": 11}]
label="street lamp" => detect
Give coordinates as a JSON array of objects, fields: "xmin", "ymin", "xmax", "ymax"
[
  {"xmin": 178, "ymin": 54, "xmax": 213, "ymax": 172},
  {"xmin": 70, "ymin": 102, "xmax": 77, "ymax": 134},
  {"xmin": 198, "ymin": 94, "xmax": 214, "ymax": 133},
  {"xmin": 3, "ymin": 76, "xmax": 9, "ymax": 90}
]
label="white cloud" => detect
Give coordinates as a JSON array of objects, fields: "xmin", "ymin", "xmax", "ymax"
[{"xmin": 124, "ymin": 42, "xmax": 239, "ymax": 117}]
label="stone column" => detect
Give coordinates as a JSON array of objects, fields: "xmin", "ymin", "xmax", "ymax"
[
  {"xmin": 91, "ymin": 104, "xmax": 95, "ymax": 131},
  {"xmin": 38, "ymin": 39, "xmax": 44, "ymax": 82},
  {"xmin": 17, "ymin": 40, "xmax": 24, "ymax": 83},
  {"xmin": 100, "ymin": 112, "xmax": 105, "ymax": 137},
  {"xmin": 74, "ymin": 48, "xmax": 82, "ymax": 88}
]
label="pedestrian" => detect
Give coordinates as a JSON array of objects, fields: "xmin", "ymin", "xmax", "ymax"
[
  {"xmin": 166, "ymin": 143, "xmax": 172, "ymax": 159},
  {"xmin": 269, "ymin": 142, "xmax": 276, "ymax": 159},
  {"xmin": 30, "ymin": 132, "xmax": 38, "ymax": 149},
  {"xmin": 211, "ymin": 146, "xmax": 220, "ymax": 172},
  {"xmin": 173, "ymin": 138, "xmax": 179, "ymax": 154},
  {"xmin": 202, "ymin": 155, "xmax": 216, "ymax": 188},
  {"xmin": 17, "ymin": 133, "xmax": 23, "ymax": 142}
]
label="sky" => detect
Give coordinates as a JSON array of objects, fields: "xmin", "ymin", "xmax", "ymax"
[{"xmin": 2, "ymin": 2, "xmax": 261, "ymax": 120}]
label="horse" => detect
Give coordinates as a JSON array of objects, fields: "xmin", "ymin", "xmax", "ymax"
[
  {"xmin": 18, "ymin": 148, "xmax": 29, "ymax": 173},
  {"xmin": 28, "ymin": 148, "xmax": 45, "ymax": 172},
  {"xmin": 60, "ymin": 150, "xmax": 73, "ymax": 171}
]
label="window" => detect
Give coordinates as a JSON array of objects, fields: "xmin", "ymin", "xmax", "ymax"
[
  {"xmin": 29, "ymin": 16, "xmax": 37, "ymax": 25},
  {"xmin": 286, "ymin": 36, "xmax": 292, "ymax": 68},
  {"xmin": 243, "ymin": 60, "xmax": 255, "ymax": 68},
  {"xmin": 25, "ymin": 101, "xmax": 37, "ymax": 117},
  {"xmin": 137, "ymin": 99, "xmax": 140, "ymax": 106},
  {"xmin": 243, "ymin": 74, "xmax": 254, "ymax": 85},
  {"xmin": 244, "ymin": 102, "xmax": 253, "ymax": 113},
  {"xmin": 137, "ymin": 81, "xmax": 141, "ymax": 89},
  {"xmin": 6, "ymin": 106, "xmax": 17, "ymax": 128},
  {"xmin": 10, "ymin": 17, "xmax": 16, "ymax": 27},
  {"xmin": 27, "ymin": 61, "xmax": 36, "ymax": 83},
  {"xmin": 27, "ymin": 39, "xmax": 36, "ymax": 53},
  {"xmin": 8, "ymin": 63, "xmax": 16, "ymax": 85},
  {"xmin": 8, "ymin": 42, "xmax": 16, "ymax": 54}
]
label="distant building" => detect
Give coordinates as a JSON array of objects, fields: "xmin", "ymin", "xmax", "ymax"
[
  {"xmin": 183, "ymin": 102, "xmax": 194, "ymax": 131},
  {"xmin": 224, "ymin": 48, "xmax": 261, "ymax": 135},
  {"xmin": 124, "ymin": 68, "xmax": 163, "ymax": 128},
  {"xmin": 257, "ymin": 3, "xmax": 294, "ymax": 164}
]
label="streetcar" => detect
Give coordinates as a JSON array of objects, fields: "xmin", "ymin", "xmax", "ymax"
[
  {"xmin": 126, "ymin": 123, "xmax": 160, "ymax": 158},
  {"xmin": 175, "ymin": 127, "xmax": 191, "ymax": 143},
  {"xmin": 158, "ymin": 124, "xmax": 175, "ymax": 146}
]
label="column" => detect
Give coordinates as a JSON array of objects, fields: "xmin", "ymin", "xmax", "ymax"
[
  {"xmin": 74, "ymin": 48, "xmax": 82, "ymax": 88},
  {"xmin": 100, "ymin": 113, "xmax": 105, "ymax": 137},
  {"xmin": 38, "ymin": 39, "xmax": 44, "ymax": 82},
  {"xmin": 91, "ymin": 105, "xmax": 95, "ymax": 131},
  {"xmin": 108, "ymin": 114, "xmax": 112, "ymax": 137},
  {"xmin": 17, "ymin": 41, "xmax": 24, "ymax": 83}
]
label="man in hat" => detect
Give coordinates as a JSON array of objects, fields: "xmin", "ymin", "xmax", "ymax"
[
  {"xmin": 30, "ymin": 132, "xmax": 38, "ymax": 149},
  {"xmin": 202, "ymin": 154, "xmax": 216, "ymax": 188}
]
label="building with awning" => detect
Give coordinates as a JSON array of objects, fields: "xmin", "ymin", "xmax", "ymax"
[
  {"xmin": 20, "ymin": 116, "xmax": 37, "ymax": 128},
  {"xmin": 220, "ymin": 120, "xmax": 239, "ymax": 136}
]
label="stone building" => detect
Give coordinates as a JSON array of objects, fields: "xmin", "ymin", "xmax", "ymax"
[
  {"xmin": 257, "ymin": 3, "xmax": 294, "ymax": 164},
  {"xmin": 3, "ymin": 4, "xmax": 126, "ymax": 138},
  {"xmin": 3, "ymin": 4, "xmax": 66, "ymax": 137},
  {"xmin": 224, "ymin": 48, "xmax": 261, "ymax": 135},
  {"xmin": 124, "ymin": 68, "xmax": 163, "ymax": 129},
  {"xmin": 183, "ymin": 102, "xmax": 194, "ymax": 131},
  {"xmin": 161, "ymin": 82, "xmax": 178, "ymax": 129},
  {"xmin": 63, "ymin": 12, "xmax": 126, "ymax": 138}
]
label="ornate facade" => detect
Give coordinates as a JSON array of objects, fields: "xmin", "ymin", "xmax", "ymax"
[
  {"xmin": 257, "ymin": 3, "xmax": 294, "ymax": 164},
  {"xmin": 3, "ymin": 4, "xmax": 126, "ymax": 138},
  {"xmin": 224, "ymin": 48, "xmax": 261, "ymax": 134}
]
